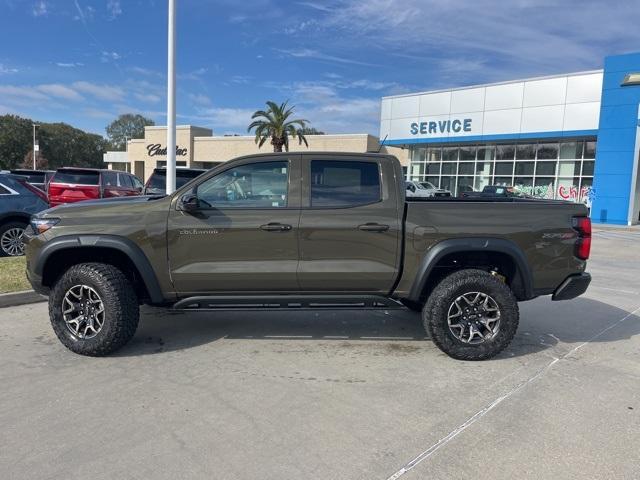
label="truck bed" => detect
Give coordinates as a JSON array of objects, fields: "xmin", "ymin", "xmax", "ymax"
[{"xmin": 395, "ymin": 198, "xmax": 588, "ymax": 299}]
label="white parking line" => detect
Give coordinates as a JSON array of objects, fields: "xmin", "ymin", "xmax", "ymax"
[
  {"xmin": 589, "ymin": 285, "xmax": 640, "ymax": 296},
  {"xmin": 385, "ymin": 304, "xmax": 640, "ymax": 480}
]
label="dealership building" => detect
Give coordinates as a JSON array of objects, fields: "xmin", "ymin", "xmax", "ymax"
[
  {"xmin": 104, "ymin": 127, "xmax": 408, "ymax": 183},
  {"xmin": 380, "ymin": 52, "xmax": 640, "ymax": 225}
]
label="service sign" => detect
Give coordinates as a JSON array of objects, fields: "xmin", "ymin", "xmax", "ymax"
[{"xmin": 410, "ymin": 118, "xmax": 472, "ymax": 136}]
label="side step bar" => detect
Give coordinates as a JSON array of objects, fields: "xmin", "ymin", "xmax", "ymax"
[{"xmin": 173, "ymin": 295, "xmax": 405, "ymax": 311}]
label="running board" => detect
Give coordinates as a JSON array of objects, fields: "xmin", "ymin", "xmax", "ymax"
[{"xmin": 172, "ymin": 295, "xmax": 404, "ymax": 311}]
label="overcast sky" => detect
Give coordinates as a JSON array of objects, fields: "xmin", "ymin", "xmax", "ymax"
[{"xmin": 1, "ymin": 0, "xmax": 639, "ymax": 136}]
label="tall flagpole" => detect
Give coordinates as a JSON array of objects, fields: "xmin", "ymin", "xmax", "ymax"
[{"xmin": 166, "ymin": 0, "xmax": 176, "ymax": 194}]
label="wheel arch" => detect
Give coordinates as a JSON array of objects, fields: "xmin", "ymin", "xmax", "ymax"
[
  {"xmin": 35, "ymin": 235, "xmax": 164, "ymax": 304},
  {"xmin": 408, "ymin": 238, "xmax": 534, "ymax": 304},
  {"xmin": 0, "ymin": 212, "xmax": 31, "ymax": 226}
]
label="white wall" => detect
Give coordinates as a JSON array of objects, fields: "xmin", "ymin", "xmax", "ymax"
[{"xmin": 380, "ymin": 71, "xmax": 603, "ymax": 142}]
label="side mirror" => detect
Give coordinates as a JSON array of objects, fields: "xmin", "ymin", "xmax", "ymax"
[{"xmin": 179, "ymin": 193, "xmax": 200, "ymax": 212}]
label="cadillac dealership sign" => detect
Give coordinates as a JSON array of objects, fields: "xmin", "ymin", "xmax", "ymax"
[
  {"xmin": 146, "ymin": 143, "xmax": 188, "ymax": 157},
  {"xmin": 410, "ymin": 118, "xmax": 472, "ymax": 135}
]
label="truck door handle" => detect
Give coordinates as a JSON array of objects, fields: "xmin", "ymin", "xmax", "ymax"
[
  {"xmin": 260, "ymin": 222, "xmax": 292, "ymax": 232},
  {"xmin": 358, "ymin": 223, "xmax": 389, "ymax": 232}
]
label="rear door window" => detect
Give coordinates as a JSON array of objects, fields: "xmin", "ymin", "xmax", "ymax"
[
  {"xmin": 118, "ymin": 172, "xmax": 133, "ymax": 188},
  {"xmin": 53, "ymin": 170, "xmax": 100, "ymax": 185},
  {"xmin": 310, "ymin": 160, "xmax": 381, "ymax": 207},
  {"xmin": 102, "ymin": 171, "xmax": 118, "ymax": 187}
]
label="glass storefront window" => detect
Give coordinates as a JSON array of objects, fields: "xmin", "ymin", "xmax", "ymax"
[
  {"xmin": 496, "ymin": 144, "xmax": 515, "ymax": 160},
  {"xmin": 582, "ymin": 160, "xmax": 594, "ymax": 176},
  {"xmin": 580, "ymin": 178, "xmax": 594, "ymax": 207},
  {"xmin": 514, "ymin": 177, "xmax": 534, "ymax": 196},
  {"xmin": 557, "ymin": 177, "xmax": 582, "ymax": 202},
  {"xmin": 458, "ymin": 163, "xmax": 474, "ymax": 175},
  {"xmin": 440, "ymin": 176, "xmax": 454, "ymax": 192},
  {"xmin": 426, "ymin": 148, "xmax": 441, "ymax": 162},
  {"xmin": 411, "ymin": 163, "xmax": 425, "ymax": 176},
  {"xmin": 560, "ymin": 141, "xmax": 583, "ymax": 159},
  {"xmin": 476, "ymin": 162, "xmax": 493, "ymax": 175},
  {"xmin": 474, "ymin": 175, "xmax": 491, "ymax": 191},
  {"xmin": 426, "ymin": 163, "xmax": 441, "ymax": 175},
  {"xmin": 516, "ymin": 144, "xmax": 536, "ymax": 160},
  {"xmin": 426, "ymin": 176, "xmax": 439, "ymax": 187},
  {"xmin": 536, "ymin": 162, "xmax": 556, "ymax": 176},
  {"xmin": 494, "ymin": 177, "xmax": 512, "ymax": 186},
  {"xmin": 412, "ymin": 148, "xmax": 426, "ymax": 162},
  {"xmin": 495, "ymin": 162, "xmax": 514, "ymax": 176},
  {"xmin": 477, "ymin": 146, "xmax": 495, "ymax": 160},
  {"xmin": 442, "ymin": 147, "xmax": 458, "ymax": 161},
  {"xmin": 457, "ymin": 176, "xmax": 474, "ymax": 195},
  {"xmin": 441, "ymin": 162, "xmax": 457, "ymax": 175},
  {"xmin": 584, "ymin": 141, "xmax": 596, "ymax": 159},
  {"xmin": 459, "ymin": 146, "xmax": 476, "ymax": 160},
  {"xmin": 515, "ymin": 161, "xmax": 534, "ymax": 176},
  {"xmin": 537, "ymin": 143, "xmax": 559, "ymax": 160},
  {"xmin": 534, "ymin": 177, "xmax": 555, "ymax": 199},
  {"xmin": 558, "ymin": 161, "xmax": 581, "ymax": 176},
  {"xmin": 407, "ymin": 138, "xmax": 595, "ymax": 203}
]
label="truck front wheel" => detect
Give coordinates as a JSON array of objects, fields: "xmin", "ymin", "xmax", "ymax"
[
  {"xmin": 423, "ymin": 269, "xmax": 519, "ymax": 360},
  {"xmin": 49, "ymin": 263, "xmax": 140, "ymax": 356}
]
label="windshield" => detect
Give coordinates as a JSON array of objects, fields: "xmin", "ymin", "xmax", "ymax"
[{"xmin": 421, "ymin": 182, "xmax": 437, "ymax": 189}]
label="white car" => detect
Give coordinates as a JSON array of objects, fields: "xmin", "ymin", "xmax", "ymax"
[{"xmin": 405, "ymin": 181, "xmax": 452, "ymax": 198}]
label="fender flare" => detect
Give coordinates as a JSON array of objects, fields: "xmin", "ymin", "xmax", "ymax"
[
  {"xmin": 34, "ymin": 234, "xmax": 165, "ymax": 304},
  {"xmin": 0, "ymin": 212, "xmax": 31, "ymax": 224},
  {"xmin": 408, "ymin": 237, "xmax": 534, "ymax": 302}
]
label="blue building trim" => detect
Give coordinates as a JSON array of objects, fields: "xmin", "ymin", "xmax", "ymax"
[
  {"xmin": 591, "ymin": 52, "xmax": 640, "ymax": 225},
  {"xmin": 385, "ymin": 129, "xmax": 598, "ymax": 146}
]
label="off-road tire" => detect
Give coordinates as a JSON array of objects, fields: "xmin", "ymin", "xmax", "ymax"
[
  {"xmin": 0, "ymin": 221, "xmax": 28, "ymax": 257},
  {"xmin": 423, "ymin": 269, "xmax": 519, "ymax": 360},
  {"xmin": 49, "ymin": 263, "xmax": 139, "ymax": 356}
]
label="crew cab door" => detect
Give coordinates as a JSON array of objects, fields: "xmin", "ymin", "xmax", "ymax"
[
  {"xmin": 166, "ymin": 156, "xmax": 301, "ymax": 295},
  {"xmin": 297, "ymin": 155, "xmax": 402, "ymax": 293}
]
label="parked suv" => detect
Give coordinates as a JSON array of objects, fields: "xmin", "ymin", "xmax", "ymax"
[
  {"xmin": 10, "ymin": 169, "xmax": 55, "ymax": 192},
  {"xmin": 143, "ymin": 167, "xmax": 207, "ymax": 195},
  {"xmin": 0, "ymin": 173, "xmax": 49, "ymax": 256},
  {"xmin": 48, "ymin": 168, "xmax": 143, "ymax": 207}
]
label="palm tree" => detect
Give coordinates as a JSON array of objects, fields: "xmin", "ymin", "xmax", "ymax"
[{"xmin": 248, "ymin": 100, "xmax": 310, "ymax": 152}]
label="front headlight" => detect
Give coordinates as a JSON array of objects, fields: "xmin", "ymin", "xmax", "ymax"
[{"xmin": 31, "ymin": 218, "xmax": 60, "ymax": 235}]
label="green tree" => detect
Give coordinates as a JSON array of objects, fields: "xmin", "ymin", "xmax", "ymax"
[
  {"xmin": 0, "ymin": 115, "xmax": 109, "ymax": 170},
  {"xmin": 106, "ymin": 113, "xmax": 155, "ymax": 151},
  {"xmin": 0, "ymin": 115, "xmax": 33, "ymax": 170},
  {"xmin": 248, "ymin": 101, "xmax": 309, "ymax": 152}
]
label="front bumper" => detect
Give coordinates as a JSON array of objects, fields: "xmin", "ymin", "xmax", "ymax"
[{"xmin": 552, "ymin": 273, "xmax": 591, "ymax": 301}]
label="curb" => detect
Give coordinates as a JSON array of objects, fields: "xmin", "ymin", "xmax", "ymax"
[{"xmin": 0, "ymin": 290, "xmax": 47, "ymax": 308}]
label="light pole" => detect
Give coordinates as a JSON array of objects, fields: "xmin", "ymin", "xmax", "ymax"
[
  {"xmin": 32, "ymin": 124, "xmax": 39, "ymax": 170},
  {"xmin": 166, "ymin": 0, "xmax": 176, "ymax": 194}
]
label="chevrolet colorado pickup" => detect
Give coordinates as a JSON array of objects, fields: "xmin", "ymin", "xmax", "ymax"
[{"xmin": 24, "ymin": 152, "xmax": 592, "ymax": 360}]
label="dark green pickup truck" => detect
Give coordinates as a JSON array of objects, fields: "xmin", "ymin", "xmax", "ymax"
[{"xmin": 24, "ymin": 152, "xmax": 592, "ymax": 360}]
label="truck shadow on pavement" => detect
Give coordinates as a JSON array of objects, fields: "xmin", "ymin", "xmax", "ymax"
[{"xmin": 114, "ymin": 296, "xmax": 640, "ymax": 359}]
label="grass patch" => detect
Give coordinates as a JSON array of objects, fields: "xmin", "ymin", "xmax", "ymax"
[{"xmin": 0, "ymin": 256, "xmax": 31, "ymax": 294}]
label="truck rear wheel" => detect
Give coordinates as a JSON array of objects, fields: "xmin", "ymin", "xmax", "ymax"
[
  {"xmin": 423, "ymin": 269, "xmax": 519, "ymax": 360},
  {"xmin": 49, "ymin": 263, "xmax": 139, "ymax": 356}
]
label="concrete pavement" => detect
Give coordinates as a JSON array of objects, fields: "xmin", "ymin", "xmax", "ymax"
[{"xmin": 1, "ymin": 230, "xmax": 639, "ymax": 479}]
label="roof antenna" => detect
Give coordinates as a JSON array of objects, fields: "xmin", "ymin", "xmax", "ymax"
[{"xmin": 377, "ymin": 134, "xmax": 388, "ymax": 153}]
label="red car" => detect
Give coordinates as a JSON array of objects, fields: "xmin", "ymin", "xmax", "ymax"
[{"xmin": 48, "ymin": 168, "xmax": 144, "ymax": 207}]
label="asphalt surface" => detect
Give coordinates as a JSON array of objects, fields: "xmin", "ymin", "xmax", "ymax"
[{"xmin": 1, "ymin": 228, "xmax": 639, "ymax": 480}]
